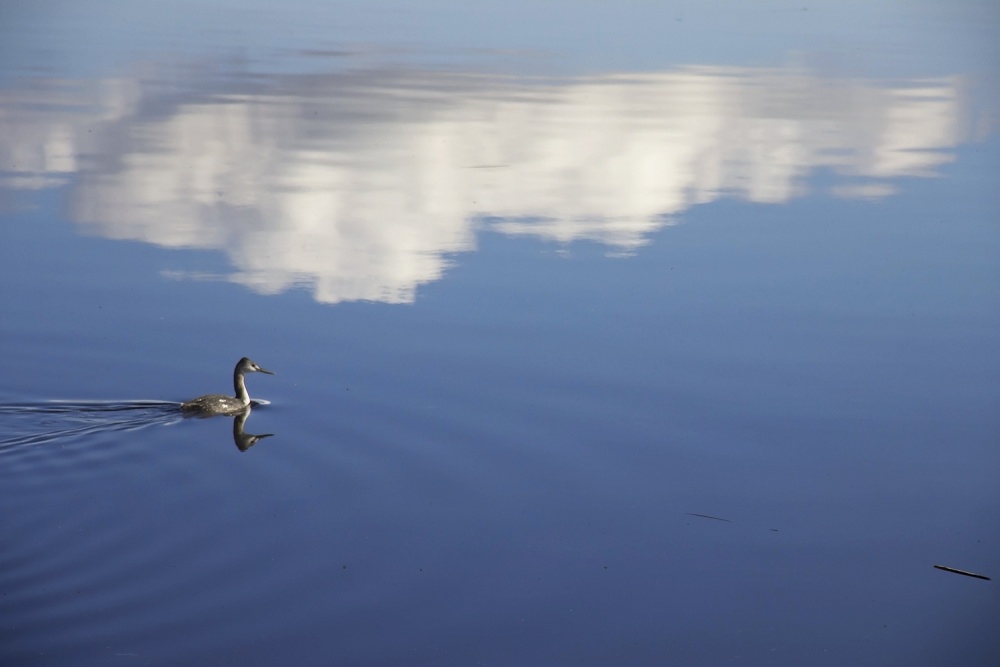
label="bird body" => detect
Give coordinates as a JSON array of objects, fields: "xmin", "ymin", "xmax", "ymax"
[{"xmin": 181, "ymin": 357, "xmax": 274, "ymax": 416}]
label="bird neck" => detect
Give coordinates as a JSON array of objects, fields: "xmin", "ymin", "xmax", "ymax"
[{"xmin": 233, "ymin": 370, "xmax": 251, "ymax": 405}]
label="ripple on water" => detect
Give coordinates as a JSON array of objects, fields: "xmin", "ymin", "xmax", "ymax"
[{"xmin": 0, "ymin": 401, "xmax": 286, "ymax": 662}]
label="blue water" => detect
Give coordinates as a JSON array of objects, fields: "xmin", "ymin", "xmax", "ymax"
[{"xmin": 1, "ymin": 2, "xmax": 998, "ymax": 665}]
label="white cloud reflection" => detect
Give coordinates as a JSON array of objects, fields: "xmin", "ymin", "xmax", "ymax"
[{"xmin": 0, "ymin": 64, "xmax": 974, "ymax": 304}]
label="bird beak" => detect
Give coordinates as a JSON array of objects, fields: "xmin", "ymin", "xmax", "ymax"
[{"xmin": 257, "ymin": 366, "xmax": 275, "ymax": 375}]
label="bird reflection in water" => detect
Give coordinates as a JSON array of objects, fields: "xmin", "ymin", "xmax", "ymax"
[{"xmin": 231, "ymin": 406, "xmax": 273, "ymax": 452}]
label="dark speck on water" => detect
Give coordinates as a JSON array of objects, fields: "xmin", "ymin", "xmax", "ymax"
[{"xmin": 933, "ymin": 565, "xmax": 991, "ymax": 581}]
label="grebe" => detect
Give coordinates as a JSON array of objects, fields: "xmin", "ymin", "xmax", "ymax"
[{"xmin": 181, "ymin": 357, "xmax": 275, "ymax": 415}]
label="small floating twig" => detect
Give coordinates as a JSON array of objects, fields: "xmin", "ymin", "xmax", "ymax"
[
  {"xmin": 934, "ymin": 565, "xmax": 991, "ymax": 581},
  {"xmin": 685, "ymin": 513, "xmax": 732, "ymax": 523}
]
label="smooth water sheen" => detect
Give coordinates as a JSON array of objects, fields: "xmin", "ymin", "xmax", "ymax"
[{"xmin": 1, "ymin": 2, "xmax": 998, "ymax": 665}]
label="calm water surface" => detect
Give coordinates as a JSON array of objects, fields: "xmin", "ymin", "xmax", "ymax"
[{"xmin": 1, "ymin": 2, "xmax": 998, "ymax": 665}]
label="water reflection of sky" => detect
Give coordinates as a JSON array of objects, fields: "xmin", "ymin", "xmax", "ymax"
[
  {"xmin": 2, "ymin": 3, "xmax": 999, "ymax": 666},
  {"xmin": 0, "ymin": 63, "xmax": 978, "ymax": 304}
]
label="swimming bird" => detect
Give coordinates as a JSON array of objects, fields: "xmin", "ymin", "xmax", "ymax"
[{"xmin": 181, "ymin": 357, "xmax": 275, "ymax": 415}]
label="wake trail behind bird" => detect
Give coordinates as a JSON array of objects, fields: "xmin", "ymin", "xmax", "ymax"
[{"xmin": 0, "ymin": 400, "xmax": 183, "ymax": 452}]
